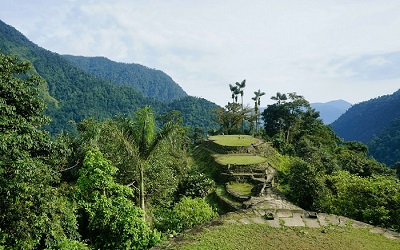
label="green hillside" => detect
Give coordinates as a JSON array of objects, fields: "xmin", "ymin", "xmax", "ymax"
[
  {"xmin": 0, "ymin": 20, "xmax": 218, "ymax": 134},
  {"xmin": 63, "ymin": 55, "xmax": 187, "ymax": 102},
  {"xmin": 0, "ymin": 20, "xmax": 156, "ymax": 134}
]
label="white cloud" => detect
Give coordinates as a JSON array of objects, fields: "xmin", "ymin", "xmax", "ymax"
[{"xmin": 1, "ymin": 0, "xmax": 400, "ymax": 106}]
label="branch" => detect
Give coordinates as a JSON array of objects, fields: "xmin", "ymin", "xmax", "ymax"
[{"xmin": 59, "ymin": 160, "xmax": 80, "ymax": 172}]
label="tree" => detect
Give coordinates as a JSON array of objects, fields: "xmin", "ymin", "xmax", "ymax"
[
  {"xmin": 236, "ymin": 79, "xmax": 246, "ymax": 133},
  {"xmin": 271, "ymin": 92, "xmax": 287, "ymax": 105},
  {"xmin": 236, "ymin": 79, "xmax": 246, "ymax": 107},
  {"xmin": 263, "ymin": 92, "xmax": 311, "ymax": 145},
  {"xmin": 252, "ymin": 89, "xmax": 265, "ymax": 135},
  {"xmin": 212, "ymin": 103, "xmax": 252, "ymax": 135},
  {"xmin": 78, "ymin": 107, "xmax": 185, "ymax": 219},
  {"xmin": 229, "ymin": 84, "xmax": 239, "ymax": 103},
  {"xmin": 0, "ymin": 53, "xmax": 83, "ymax": 248},
  {"xmin": 76, "ymin": 149, "xmax": 160, "ymax": 249}
]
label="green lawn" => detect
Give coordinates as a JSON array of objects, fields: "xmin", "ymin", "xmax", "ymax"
[
  {"xmin": 167, "ymin": 223, "xmax": 400, "ymax": 250},
  {"xmin": 214, "ymin": 154, "xmax": 267, "ymax": 165},
  {"xmin": 209, "ymin": 135, "xmax": 258, "ymax": 147},
  {"xmin": 226, "ymin": 182, "xmax": 254, "ymax": 196}
]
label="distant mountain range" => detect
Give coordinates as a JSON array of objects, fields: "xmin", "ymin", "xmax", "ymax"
[
  {"xmin": 0, "ymin": 19, "xmax": 218, "ymax": 134},
  {"xmin": 310, "ymin": 100, "xmax": 352, "ymax": 124}
]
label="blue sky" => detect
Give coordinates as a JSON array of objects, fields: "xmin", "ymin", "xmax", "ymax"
[{"xmin": 1, "ymin": 0, "xmax": 400, "ymax": 106}]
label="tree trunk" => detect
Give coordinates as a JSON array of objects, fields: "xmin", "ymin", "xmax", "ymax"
[{"xmin": 140, "ymin": 163, "xmax": 145, "ymax": 221}]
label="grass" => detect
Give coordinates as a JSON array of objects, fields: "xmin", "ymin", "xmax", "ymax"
[
  {"xmin": 215, "ymin": 185, "xmax": 242, "ymax": 208},
  {"xmin": 167, "ymin": 223, "xmax": 400, "ymax": 250},
  {"xmin": 226, "ymin": 182, "xmax": 254, "ymax": 196},
  {"xmin": 213, "ymin": 154, "xmax": 267, "ymax": 165},
  {"xmin": 209, "ymin": 135, "xmax": 258, "ymax": 147}
]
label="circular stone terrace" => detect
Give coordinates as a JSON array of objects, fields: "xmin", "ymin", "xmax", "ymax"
[
  {"xmin": 214, "ymin": 154, "xmax": 267, "ymax": 166},
  {"xmin": 208, "ymin": 135, "xmax": 259, "ymax": 147}
]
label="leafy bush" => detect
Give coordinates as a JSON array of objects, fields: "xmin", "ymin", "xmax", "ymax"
[
  {"xmin": 178, "ymin": 169, "xmax": 215, "ymax": 198},
  {"xmin": 154, "ymin": 197, "xmax": 217, "ymax": 234},
  {"xmin": 76, "ymin": 150, "xmax": 160, "ymax": 249}
]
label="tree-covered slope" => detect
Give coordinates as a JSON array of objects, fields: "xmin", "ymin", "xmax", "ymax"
[
  {"xmin": 0, "ymin": 20, "xmax": 159, "ymax": 134},
  {"xmin": 62, "ymin": 55, "xmax": 187, "ymax": 102},
  {"xmin": 165, "ymin": 96, "xmax": 219, "ymax": 132},
  {"xmin": 368, "ymin": 118, "xmax": 400, "ymax": 167},
  {"xmin": 0, "ymin": 20, "xmax": 219, "ymax": 134},
  {"xmin": 331, "ymin": 89, "xmax": 400, "ymax": 143}
]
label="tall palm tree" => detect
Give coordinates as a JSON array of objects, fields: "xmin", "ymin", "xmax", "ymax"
[
  {"xmin": 229, "ymin": 84, "xmax": 239, "ymax": 103},
  {"xmin": 252, "ymin": 89, "xmax": 265, "ymax": 134},
  {"xmin": 235, "ymin": 79, "xmax": 246, "ymax": 133},
  {"xmin": 271, "ymin": 92, "xmax": 287, "ymax": 105},
  {"xmin": 108, "ymin": 107, "xmax": 179, "ymax": 220},
  {"xmin": 235, "ymin": 79, "xmax": 246, "ymax": 107}
]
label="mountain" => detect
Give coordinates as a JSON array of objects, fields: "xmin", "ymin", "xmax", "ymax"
[
  {"xmin": 331, "ymin": 89, "xmax": 400, "ymax": 144},
  {"xmin": 62, "ymin": 55, "xmax": 187, "ymax": 102},
  {"xmin": 310, "ymin": 100, "xmax": 352, "ymax": 124},
  {"xmin": 0, "ymin": 20, "xmax": 218, "ymax": 134}
]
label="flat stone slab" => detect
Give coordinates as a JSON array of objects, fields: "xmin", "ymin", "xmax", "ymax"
[
  {"xmin": 338, "ymin": 216, "xmax": 350, "ymax": 226},
  {"xmin": 318, "ymin": 213, "xmax": 339, "ymax": 226},
  {"xmin": 282, "ymin": 217, "xmax": 305, "ymax": 227},
  {"xmin": 251, "ymin": 217, "xmax": 266, "ymax": 224},
  {"xmin": 370, "ymin": 227, "xmax": 387, "ymax": 234},
  {"xmin": 267, "ymin": 218, "xmax": 281, "ymax": 228},
  {"xmin": 276, "ymin": 209, "xmax": 292, "ymax": 218},
  {"xmin": 348, "ymin": 219, "xmax": 373, "ymax": 229},
  {"xmin": 225, "ymin": 219, "xmax": 239, "ymax": 224},
  {"xmin": 304, "ymin": 218, "xmax": 320, "ymax": 228},
  {"xmin": 383, "ymin": 231, "xmax": 400, "ymax": 240},
  {"xmin": 239, "ymin": 218, "xmax": 252, "ymax": 224}
]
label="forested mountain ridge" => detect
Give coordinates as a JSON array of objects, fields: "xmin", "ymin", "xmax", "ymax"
[
  {"xmin": 332, "ymin": 89, "xmax": 400, "ymax": 143},
  {"xmin": 0, "ymin": 19, "xmax": 156, "ymax": 134},
  {"xmin": 62, "ymin": 55, "xmax": 187, "ymax": 102},
  {"xmin": 0, "ymin": 20, "xmax": 218, "ymax": 134}
]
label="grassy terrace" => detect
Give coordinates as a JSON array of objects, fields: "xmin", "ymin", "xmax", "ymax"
[
  {"xmin": 213, "ymin": 154, "xmax": 267, "ymax": 165},
  {"xmin": 226, "ymin": 182, "xmax": 254, "ymax": 196},
  {"xmin": 171, "ymin": 223, "xmax": 400, "ymax": 250},
  {"xmin": 209, "ymin": 135, "xmax": 259, "ymax": 147}
]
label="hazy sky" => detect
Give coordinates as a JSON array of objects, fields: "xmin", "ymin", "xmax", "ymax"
[{"xmin": 1, "ymin": 0, "xmax": 400, "ymax": 106}]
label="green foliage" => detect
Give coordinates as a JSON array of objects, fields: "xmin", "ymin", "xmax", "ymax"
[
  {"xmin": 76, "ymin": 149, "xmax": 160, "ymax": 249},
  {"xmin": 76, "ymin": 108, "xmax": 189, "ymax": 210},
  {"xmin": 262, "ymin": 90, "xmax": 399, "ymax": 231},
  {"xmin": 368, "ymin": 118, "xmax": 400, "ymax": 166},
  {"xmin": 212, "ymin": 103, "xmax": 253, "ymax": 135},
  {"xmin": 0, "ymin": 53, "xmax": 81, "ymax": 249},
  {"xmin": 327, "ymin": 171, "xmax": 400, "ymax": 232},
  {"xmin": 178, "ymin": 168, "xmax": 216, "ymax": 198},
  {"xmin": 165, "ymin": 96, "xmax": 219, "ymax": 134},
  {"xmin": 153, "ymin": 197, "xmax": 217, "ymax": 233},
  {"xmin": 286, "ymin": 158, "xmax": 328, "ymax": 210}
]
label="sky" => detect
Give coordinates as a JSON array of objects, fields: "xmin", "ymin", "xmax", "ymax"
[{"xmin": 1, "ymin": 0, "xmax": 400, "ymax": 107}]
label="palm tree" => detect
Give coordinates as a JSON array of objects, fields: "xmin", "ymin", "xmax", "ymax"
[
  {"xmin": 252, "ymin": 89, "xmax": 265, "ymax": 134},
  {"xmin": 235, "ymin": 79, "xmax": 246, "ymax": 107},
  {"xmin": 235, "ymin": 80, "xmax": 246, "ymax": 133},
  {"xmin": 108, "ymin": 107, "xmax": 179, "ymax": 220},
  {"xmin": 229, "ymin": 84, "xmax": 239, "ymax": 103},
  {"xmin": 271, "ymin": 92, "xmax": 287, "ymax": 105}
]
